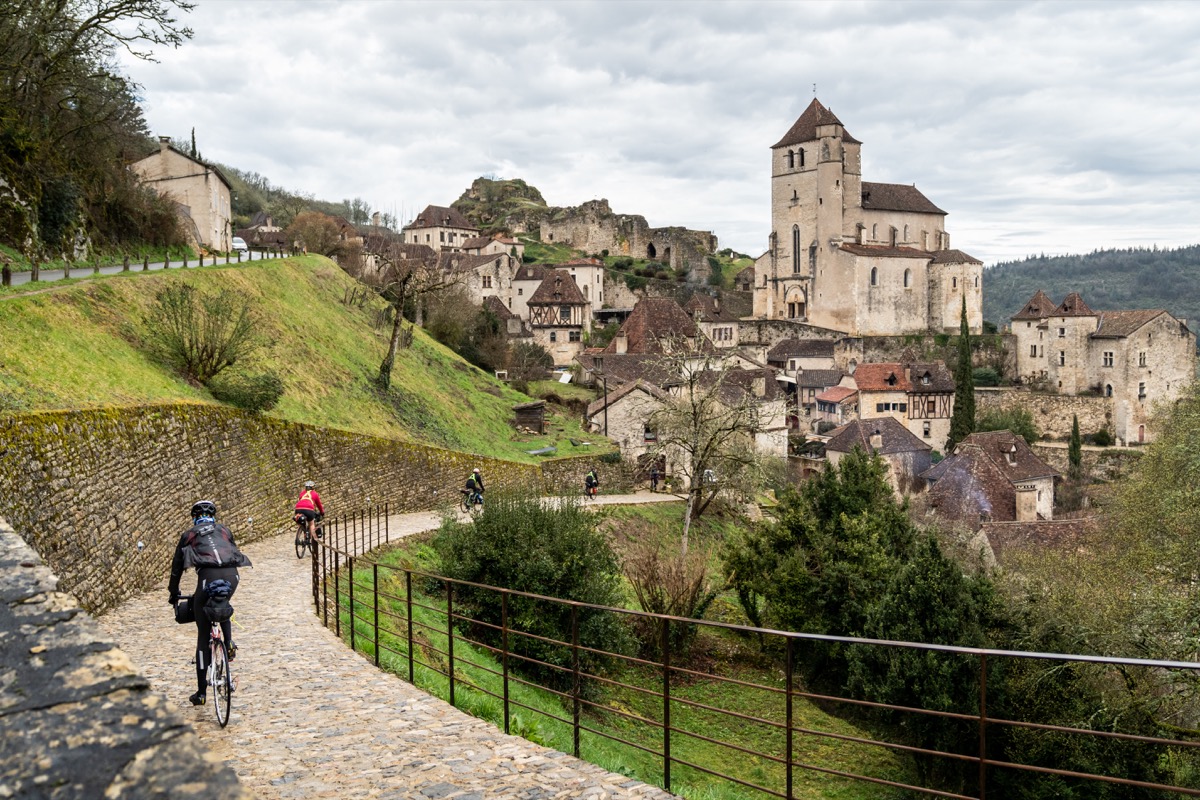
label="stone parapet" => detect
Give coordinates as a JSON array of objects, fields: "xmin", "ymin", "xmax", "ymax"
[
  {"xmin": 0, "ymin": 404, "xmax": 548, "ymax": 614},
  {"xmin": 0, "ymin": 518, "xmax": 249, "ymax": 799}
]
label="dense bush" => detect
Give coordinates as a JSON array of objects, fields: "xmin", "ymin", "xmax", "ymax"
[
  {"xmin": 976, "ymin": 406, "xmax": 1039, "ymax": 444},
  {"xmin": 143, "ymin": 283, "xmax": 259, "ymax": 383},
  {"xmin": 972, "ymin": 366, "xmax": 1001, "ymax": 386},
  {"xmin": 1089, "ymin": 429, "xmax": 1114, "ymax": 447},
  {"xmin": 207, "ymin": 371, "xmax": 284, "ymax": 412},
  {"xmin": 434, "ymin": 493, "xmax": 632, "ymax": 691},
  {"xmin": 624, "ymin": 540, "xmax": 717, "ymax": 658}
]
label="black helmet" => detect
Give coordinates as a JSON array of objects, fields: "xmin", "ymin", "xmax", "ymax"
[{"xmin": 190, "ymin": 500, "xmax": 217, "ymax": 520}]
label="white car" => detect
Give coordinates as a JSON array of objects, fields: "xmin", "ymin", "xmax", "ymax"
[{"xmin": 231, "ymin": 237, "xmax": 249, "ymax": 253}]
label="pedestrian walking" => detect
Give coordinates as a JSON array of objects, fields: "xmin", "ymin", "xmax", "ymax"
[{"xmin": 649, "ymin": 465, "xmax": 660, "ymax": 492}]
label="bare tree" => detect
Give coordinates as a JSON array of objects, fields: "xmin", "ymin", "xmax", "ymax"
[
  {"xmin": 645, "ymin": 347, "xmax": 771, "ymax": 554},
  {"xmin": 358, "ymin": 238, "xmax": 473, "ymax": 389},
  {"xmin": 284, "ymin": 211, "xmax": 342, "ymax": 257}
]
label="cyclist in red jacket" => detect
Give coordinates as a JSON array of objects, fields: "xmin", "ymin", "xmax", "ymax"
[{"xmin": 294, "ymin": 481, "xmax": 325, "ymax": 541}]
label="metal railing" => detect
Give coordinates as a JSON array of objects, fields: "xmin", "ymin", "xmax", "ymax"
[{"xmin": 312, "ymin": 506, "xmax": 1200, "ymax": 799}]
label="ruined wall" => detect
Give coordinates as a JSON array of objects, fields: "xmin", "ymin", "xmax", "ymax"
[
  {"xmin": 975, "ymin": 388, "xmax": 1112, "ymax": 441},
  {"xmin": 1031, "ymin": 442, "xmax": 1143, "ymax": 482},
  {"xmin": 540, "ymin": 199, "xmax": 716, "ymax": 277},
  {"xmin": 0, "ymin": 404, "xmax": 547, "ymax": 614}
]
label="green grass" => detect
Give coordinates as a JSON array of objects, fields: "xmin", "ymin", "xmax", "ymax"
[
  {"xmin": 331, "ymin": 535, "xmax": 916, "ymax": 800},
  {"xmin": 0, "ymin": 255, "xmax": 610, "ymax": 462},
  {"xmin": 526, "ymin": 379, "xmax": 596, "ymax": 403},
  {"xmin": 519, "ymin": 235, "xmax": 582, "ymax": 264}
]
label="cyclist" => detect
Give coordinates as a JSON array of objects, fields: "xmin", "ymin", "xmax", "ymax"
[
  {"xmin": 584, "ymin": 468, "xmax": 599, "ymax": 498},
  {"xmin": 168, "ymin": 500, "xmax": 252, "ymax": 707},
  {"xmin": 294, "ymin": 480, "xmax": 325, "ymax": 542},
  {"xmin": 462, "ymin": 467, "xmax": 484, "ymax": 507}
]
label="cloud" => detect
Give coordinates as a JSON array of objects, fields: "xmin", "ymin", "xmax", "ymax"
[{"xmin": 120, "ymin": 0, "xmax": 1200, "ymax": 264}]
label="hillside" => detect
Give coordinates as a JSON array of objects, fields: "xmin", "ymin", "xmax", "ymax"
[
  {"xmin": 984, "ymin": 245, "xmax": 1200, "ymax": 329},
  {"xmin": 453, "ymin": 177, "xmax": 550, "ymax": 236},
  {"xmin": 0, "ymin": 257, "xmax": 602, "ymax": 463}
]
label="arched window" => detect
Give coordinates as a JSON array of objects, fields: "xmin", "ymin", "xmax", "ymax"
[
  {"xmin": 647, "ymin": 243, "xmax": 656, "ymax": 259},
  {"xmin": 975, "ymin": 276, "xmax": 979, "ymax": 287},
  {"xmin": 798, "ymin": 148, "xmax": 805, "ymax": 168},
  {"xmin": 870, "ymin": 267, "xmax": 878, "ymax": 286},
  {"xmin": 792, "ymin": 226, "xmax": 800, "ymax": 273},
  {"xmin": 871, "ymin": 223, "xmax": 877, "ymax": 240},
  {"xmin": 787, "ymin": 150, "xmax": 794, "ymax": 169},
  {"xmin": 903, "ymin": 225, "xmax": 909, "ymax": 242},
  {"xmin": 584, "ymin": 284, "xmax": 589, "ymax": 301},
  {"xmin": 903, "ymin": 268, "xmax": 911, "ymax": 288},
  {"xmin": 1105, "ymin": 384, "xmax": 1113, "ymax": 397}
]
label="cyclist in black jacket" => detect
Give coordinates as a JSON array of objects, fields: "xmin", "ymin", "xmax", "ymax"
[{"xmin": 168, "ymin": 500, "xmax": 252, "ymax": 707}]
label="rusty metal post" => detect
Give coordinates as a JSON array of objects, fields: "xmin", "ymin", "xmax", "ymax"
[
  {"xmin": 385, "ymin": 501, "xmax": 390, "ymax": 544},
  {"xmin": 373, "ymin": 562, "xmax": 380, "ymax": 668},
  {"xmin": 447, "ymin": 582, "xmax": 456, "ymax": 707},
  {"xmin": 572, "ymin": 604, "xmax": 581, "ymax": 758},
  {"xmin": 662, "ymin": 617, "xmax": 671, "ymax": 791},
  {"xmin": 979, "ymin": 653, "xmax": 988, "ymax": 799},
  {"xmin": 786, "ymin": 637, "xmax": 794, "ymax": 799},
  {"xmin": 334, "ymin": 550, "xmax": 341, "ymax": 638},
  {"xmin": 322, "ymin": 529, "xmax": 329, "ymax": 626},
  {"xmin": 348, "ymin": 556, "xmax": 355, "ymax": 651},
  {"xmin": 502, "ymin": 592, "xmax": 510, "ymax": 734},
  {"xmin": 406, "ymin": 570, "xmax": 414, "ymax": 683}
]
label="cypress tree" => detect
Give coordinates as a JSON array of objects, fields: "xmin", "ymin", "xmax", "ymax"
[{"xmin": 948, "ymin": 296, "xmax": 975, "ymax": 451}]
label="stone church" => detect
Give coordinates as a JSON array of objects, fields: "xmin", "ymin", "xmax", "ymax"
[{"xmin": 752, "ymin": 99, "xmax": 983, "ymax": 336}]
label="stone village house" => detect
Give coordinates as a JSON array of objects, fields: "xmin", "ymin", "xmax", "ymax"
[
  {"xmin": 1010, "ymin": 290, "xmax": 1196, "ymax": 444},
  {"xmin": 130, "ymin": 136, "xmax": 232, "ymax": 252},
  {"xmin": 824, "ymin": 416, "xmax": 932, "ymax": 495},
  {"xmin": 849, "ymin": 361, "xmax": 955, "ymax": 453}
]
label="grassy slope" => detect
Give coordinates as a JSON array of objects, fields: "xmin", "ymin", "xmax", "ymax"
[{"xmin": 0, "ymin": 256, "xmax": 606, "ymax": 463}]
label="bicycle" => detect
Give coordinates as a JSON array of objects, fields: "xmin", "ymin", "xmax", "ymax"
[
  {"xmin": 206, "ymin": 616, "xmax": 234, "ymax": 727},
  {"xmin": 294, "ymin": 514, "xmax": 323, "ymax": 558},
  {"xmin": 459, "ymin": 490, "xmax": 483, "ymax": 514}
]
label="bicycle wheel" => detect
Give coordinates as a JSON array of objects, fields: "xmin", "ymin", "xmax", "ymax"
[
  {"xmin": 211, "ymin": 638, "xmax": 232, "ymax": 727},
  {"xmin": 460, "ymin": 494, "xmax": 471, "ymax": 514},
  {"xmin": 294, "ymin": 523, "xmax": 307, "ymax": 558}
]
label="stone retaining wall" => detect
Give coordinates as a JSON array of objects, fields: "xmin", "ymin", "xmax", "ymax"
[
  {"xmin": 0, "ymin": 518, "xmax": 249, "ymax": 799},
  {"xmin": 976, "ymin": 388, "xmax": 1112, "ymax": 440},
  {"xmin": 0, "ymin": 404, "xmax": 549, "ymax": 614}
]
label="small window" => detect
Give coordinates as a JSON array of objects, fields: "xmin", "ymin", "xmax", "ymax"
[
  {"xmin": 871, "ymin": 223, "xmax": 878, "ymax": 240},
  {"xmin": 1105, "ymin": 384, "xmax": 1113, "ymax": 397},
  {"xmin": 926, "ymin": 400, "xmax": 936, "ymax": 413},
  {"xmin": 559, "ymin": 305, "xmax": 571, "ymax": 321},
  {"xmin": 876, "ymin": 403, "xmax": 885, "ymax": 412},
  {"xmin": 1030, "ymin": 345, "xmax": 1037, "ymax": 357},
  {"xmin": 903, "ymin": 269, "xmax": 911, "ymax": 288},
  {"xmin": 440, "ymin": 232, "xmax": 445, "ymax": 242},
  {"xmin": 898, "ymin": 403, "xmax": 907, "ymax": 413},
  {"xmin": 923, "ymin": 421, "xmax": 931, "ymax": 438},
  {"xmin": 517, "ymin": 288, "xmax": 523, "ymax": 295},
  {"xmin": 952, "ymin": 277, "xmax": 957, "ymax": 289},
  {"xmin": 1139, "ymin": 351, "xmax": 1147, "ymax": 367},
  {"xmin": 870, "ymin": 267, "xmax": 878, "ymax": 286},
  {"xmin": 1138, "ymin": 382, "xmax": 1146, "ymax": 400},
  {"xmin": 1059, "ymin": 351, "xmax": 1066, "ymax": 366},
  {"xmin": 1103, "ymin": 351, "xmax": 1113, "ymax": 367},
  {"xmin": 1058, "ymin": 327, "xmax": 1066, "ymax": 338},
  {"xmin": 569, "ymin": 330, "xmax": 581, "ymax": 342},
  {"xmin": 643, "ymin": 425, "xmax": 657, "ymax": 442},
  {"xmin": 549, "ymin": 331, "xmax": 557, "ymax": 342},
  {"xmin": 482, "ymin": 275, "xmax": 492, "ymax": 288}
]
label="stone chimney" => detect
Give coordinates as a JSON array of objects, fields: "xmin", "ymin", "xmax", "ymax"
[
  {"xmin": 869, "ymin": 428, "xmax": 883, "ymax": 452},
  {"xmin": 1015, "ymin": 484, "xmax": 1038, "ymax": 522},
  {"xmin": 158, "ymin": 135, "xmax": 170, "ymax": 152},
  {"xmin": 752, "ymin": 373, "xmax": 766, "ymax": 397},
  {"xmin": 371, "ymin": 211, "xmax": 381, "ymax": 227},
  {"xmin": 615, "ymin": 330, "xmax": 628, "ymax": 355}
]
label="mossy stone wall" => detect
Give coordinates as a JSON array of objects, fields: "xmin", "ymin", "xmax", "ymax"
[{"xmin": 0, "ymin": 403, "xmax": 541, "ymax": 614}]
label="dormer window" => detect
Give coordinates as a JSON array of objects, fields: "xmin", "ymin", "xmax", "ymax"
[
  {"xmin": 886, "ymin": 373, "xmax": 897, "ymax": 386},
  {"xmin": 1007, "ymin": 444, "xmax": 1017, "ymax": 466},
  {"xmin": 921, "ymin": 373, "xmax": 931, "ymax": 385}
]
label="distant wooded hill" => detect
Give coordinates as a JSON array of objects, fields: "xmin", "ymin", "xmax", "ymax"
[{"xmin": 984, "ymin": 245, "xmax": 1200, "ymax": 329}]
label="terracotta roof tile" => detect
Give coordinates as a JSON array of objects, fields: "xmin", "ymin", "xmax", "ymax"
[
  {"xmin": 953, "ymin": 430, "xmax": 1059, "ymax": 482},
  {"xmin": 922, "ymin": 447, "xmax": 1016, "ymax": 523},
  {"xmin": 860, "ymin": 182, "xmax": 945, "ymax": 215},
  {"xmin": 1011, "ymin": 290, "xmax": 1057, "ymax": 320},
  {"xmin": 683, "ymin": 293, "xmax": 739, "ymax": 322},
  {"xmin": 604, "ymin": 297, "xmax": 710, "ymax": 354},
  {"xmin": 838, "ymin": 243, "xmax": 933, "ymax": 259},
  {"xmin": 528, "ymin": 269, "xmax": 587, "ymax": 306},
  {"xmin": 930, "ymin": 249, "xmax": 982, "ymax": 265},
  {"xmin": 404, "ymin": 204, "xmax": 477, "ymax": 231},
  {"xmin": 981, "ymin": 517, "xmax": 1102, "ymax": 563},
  {"xmin": 825, "ymin": 416, "xmax": 931, "ymax": 455},
  {"xmin": 1054, "ymin": 292, "xmax": 1095, "ymax": 317},
  {"xmin": 853, "ymin": 362, "xmax": 953, "ymax": 393},
  {"xmin": 766, "ymin": 338, "xmax": 836, "ymax": 362},
  {"xmin": 816, "ymin": 385, "xmax": 857, "ymax": 403},
  {"xmin": 1092, "ymin": 309, "xmax": 1167, "ymax": 338},
  {"xmin": 772, "ymin": 98, "xmax": 861, "ymax": 148}
]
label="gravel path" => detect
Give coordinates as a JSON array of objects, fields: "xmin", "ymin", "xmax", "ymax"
[{"xmin": 97, "ymin": 493, "xmax": 681, "ymax": 799}]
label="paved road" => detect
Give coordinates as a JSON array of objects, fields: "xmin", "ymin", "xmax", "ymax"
[
  {"xmin": 97, "ymin": 493, "xmax": 681, "ymax": 800},
  {"xmin": 4, "ymin": 249, "xmax": 283, "ymax": 287}
]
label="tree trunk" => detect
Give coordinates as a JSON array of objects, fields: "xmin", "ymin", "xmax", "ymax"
[
  {"xmin": 378, "ymin": 303, "xmax": 404, "ymax": 389},
  {"xmin": 681, "ymin": 489, "xmax": 696, "ymax": 557}
]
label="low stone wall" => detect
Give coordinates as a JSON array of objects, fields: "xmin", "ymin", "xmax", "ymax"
[
  {"xmin": 0, "ymin": 404, "xmax": 546, "ymax": 614},
  {"xmin": 0, "ymin": 518, "xmax": 249, "ymax": 799},
  {"xmin": 541, "ymin": 453, "xmax": 637, "ymax": 494},
  {"xmin": 976, "ymin": 388, "xmax": 1112, "ymax": 441},
  {"xmin": 1031, "ymin": 442, "xmax": 1143, "ymax": 481}
]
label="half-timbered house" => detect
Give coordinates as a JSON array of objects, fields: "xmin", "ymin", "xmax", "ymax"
[{"xmin": 527, "ymin": 269, "xmax": 591, "ymax": 365}]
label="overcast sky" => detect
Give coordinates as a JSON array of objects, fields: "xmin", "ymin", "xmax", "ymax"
[{"xmin": 120, "ymin": 0, "xmax": 1200, "ymax": 265}]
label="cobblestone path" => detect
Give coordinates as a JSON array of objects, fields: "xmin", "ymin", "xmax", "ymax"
[{"xmin": 98, "ymin": 493, "xmax": 680, "ymax": 799}]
